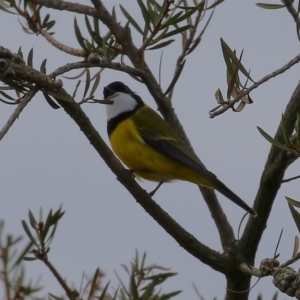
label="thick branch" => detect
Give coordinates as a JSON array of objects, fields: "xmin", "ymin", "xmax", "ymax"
[{"xmin": 240, "ymin": 81, "xmax": 300, "ymax": 259}]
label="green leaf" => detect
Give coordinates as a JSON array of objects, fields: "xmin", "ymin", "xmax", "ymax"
[
  {"xmin": 137, "ymin": 0, "xmax": 152, "ymax": 32},
  {"xmin": 0, "ymin": 90, "xmax": 15, "ymax": 100},
  {"xmin": 40, "ymin": 59, "xmax": 47, "ymax": 74},
  {"xmin": 120, "ymin": 5, "xmax": 143, "ymax": 35},
  {"xmin": 147, "ymin": 39, "xmax": 175, "ymax": 50},
  {"xmin": 21, "ymin": 220, "xmax": 38, "ymax": 247},
  {"xmin": 74, "ymin": 17, "xmax": 88, "ymax": 52},
  {"xmin": 27, "ymin": 48, "xmax": 33, "ymax": 67},
  {"xmin": 42, "ymin": 13, "xmax": 50, "ymax": 27},
  {"xmin": 44, "ymin": 20, "xmax": 55, "ymax": 31},
  {"xmin": 256, "ymin": 3, "xmax": 285, "ymax": 9},
  {"xmin": 297, "ymin": 113, "xmax": 300, "ymax": 148},
  {"xmin": 161, "ymin": 11, "xmax": 183, "ymax": 29},
  {"xmin": 281, "ymin": 114, "xmax": 291, "ymax": 147},
  {"xmin": 12, "ymin": 241, "xmax": 34, "ymax": 267},
  {"xmin": 90, "ymin": 72, "xmax": 101, "ymax": 97},
  {"xmin": 286, "ymin": 196, "xmax": 300, "ymax": 208},
  {"xmin": 88, "ymin": 268, "xmax": 100, "ymax": 299},
  {"xmin": 84, "ymin": 15, "xmax": 93, "ymax": 37},
  {"xmin": 207, "ymin": 0, "xmax": 224, "ymax": 9},
  {"xmin": 186, "ymin": 35, "xmax": 201, "ymax": 55},
  {"xmin": 162, "ymin": 25, "xmax": 191, "ymax": 39},
  {"xmin": 288, "ymin": 200, "xmax": 300, "ymax": 233},
  {"xmin": 257, "ymin": 126, "xmax": 290, "ymax": 151},
  {"xmin": 83, "ymin": 68, "xmax": 91, "ymax": 100},
  {"xmin": 162, "ymin": 7, "xmax": 198, "ymax": 28},
  {"xmin": 93, "ymin": 17, "xmax": 100, "ymax": 37},
  {"xmin": 163, "ymin": 60, "xmax": 186, "ymax": 96},
  {"xmin": 28, "ymin": 210, "xmax": 37, "ymax": 230},
  {"xmin": 220, "ymin": 38, "xmax": 254, "ymax": 82},
  {"xmin": 98, "ymin": 281, "xmax": 110, "ymax": 300},
  {"xmin": 227, "ymin": 61, "xmax": 240, "ymax": 100},
  {"xmin": 43, "ymin": 92, "xmax": 60, "ymax": 109},
  {"xmin": 157, "ymin": 290, "xmax": 182, "ymax": 300}
]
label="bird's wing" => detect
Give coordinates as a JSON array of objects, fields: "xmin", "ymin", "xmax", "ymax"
[{"xmin": 134, "ymin": 107, "xmax": 214, "ymax": 179}]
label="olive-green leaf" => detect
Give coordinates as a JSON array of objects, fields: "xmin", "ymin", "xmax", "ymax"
[
  {"xmin": 296, "ymin": 113, "xmax": 300, "ymax": 148},
  {"xmin": 162, "ymin": 25, "xmax": 191, "ymax": 39},
  {"xmin": 186, "ymin": 36, "xmax": 201, "ymax": 55},
  {"xmin": 257, "ymin": 126, "xmax": 290, "ymax": 151},
  {"xmin": 147, "ymin": 39, "xmax": 175, "ymax": 50},
  {"xmin": 163, "ymin": 60, "xmax": 186, "ymax": 96},
  {"xmin": 21, "ymin": 220, "xmax": 38, "ymax": 247},
  {"xmin": 43, "ymin": 92, "xmax": 60, "ymax": 109},
  {"xmin": 27, "ymin": 48, "xmax": 33, "ymax": 67},
  {"xmin": 120, "ymin": 5, "xmax": 143, "ymax": 35},
  {"xmin": 74, "ymin": 17, "xmax": 88, "ymax": 52},
  {"xmin": 281, "ymin": 114, "xmax": 291, "ymax": 147},
  {"xmin": 220, "ymin": 38, "xmax": 254, "ymax": 82},
  {"xmin": 287, "ymin": 199, "xmax": 300, "ymax": 233},
  {"xmin": 256, "ymin": 3, "xmax": 285, "ymax": 9}
]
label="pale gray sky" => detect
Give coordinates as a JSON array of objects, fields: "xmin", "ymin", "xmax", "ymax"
[{"xmin": 1, "ymin": 1, "xmax": 300, "ymax": 299}]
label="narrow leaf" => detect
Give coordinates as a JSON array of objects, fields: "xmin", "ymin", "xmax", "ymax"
[
  {"xmin": 186, "ymin": 36, "xmax": 201, "ymax": 55},
  {"xmin": 220, "ymin": 38, "xmax": 254, "ymax": 82},
  {"xmin": 90, "ymin": 72, "xmax": 101, "ymax": 96},
  {"xmin": 163, "ymin": 60, "xmax": 186, "ymax": 96},
  {"xmin": 288, "ymin": 202, "xmax": 300, "ymax": 234},
  {"xmin": 43, "ymin": 92, "xmax": 60, "ymax": 109},
  {"xmin": 281, "ymin": 114, "xmax": 291, "ymax": 146},
  {"xmin": 83, "ymin": 68, "xmax": 91, "ymax": 100},
  {"xmin": 296, "ymin": 113, "xmax": 300, "ymax": 147},
  {"xmin": 88, "ymin": 268, "xmax": 100, "ymax": 300},
  {"xmin": 257, "ymin": 127, "xmax": 290, "ymax": 150},
  {"xmin": 207, "ymin": 0, "xmax": 224, "ymax": 9},
  {"xmin": 27, "ymin": 48, "xmax": 33, "ymax": 67},
  {"xmin": 120, "ymin": 5, "xmax": 144, "ymax": 35},
  {"xmin": 162, "ymin": 25, "xmax": 191, "ymax": 39},
  {"xmin": 21, "ymin": 221, "xmax": 38, "ymax": 247},
  {"xmin": 147, "ymin": 39, "xmax": 175, "ymax": 50},
  {"xmin": 74, "ymin": 17, "xmax": 88, "ymax": 51},
  {"xmin": 137, "ymin": 0, "xmax": 152, "ymax": 31},
  {"xmin": 286, "ymin": 196, "xmax": 300, "ymax": 208},
  {"xmin": 40, "ymin": 59, "xmax": 47, "ymax": 74},
  {"xmin": 256, "ymin": 3, "xmax": 285, "ymax": 9},
  {"xmin": 98, "ymin": 281, "xmax": 110, "ymax": 300}
]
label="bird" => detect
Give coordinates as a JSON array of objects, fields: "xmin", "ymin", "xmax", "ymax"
[{"xmin": 103, "ymin": 81, "xmax": 256, "ymax": 216}]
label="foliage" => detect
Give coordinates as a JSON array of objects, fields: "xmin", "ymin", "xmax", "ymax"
[{"xmin": 1, "ymin": 208, "xmax": 181, "ymax": 300}]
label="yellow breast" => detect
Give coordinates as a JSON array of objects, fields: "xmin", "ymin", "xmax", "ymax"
[{"xmin": 109, "ymin": 117, "xmax": 213, "ymax": 186}]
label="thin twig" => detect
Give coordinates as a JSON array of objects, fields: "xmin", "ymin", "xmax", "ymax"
[
  {"xmin": 167, "ymin": 3, "xmax": 206, "ymax": 101},
  {"xmin": 282, "ymin": 174, "xmax": 300, "ymax": 183},
  {"xmin": 0, "ymin": 87, "xmax": 38, "ymax": 141},
  {"xmin": 42, "ymin": 258, "xmax": 78, "ymax": 299},
  {"xmin": 138, "ymin": 1, "xmax": 173, "ymax": 52},
  {"xmin": 210, "ymin": 52, "xmax": 300, "ymax": 118}
]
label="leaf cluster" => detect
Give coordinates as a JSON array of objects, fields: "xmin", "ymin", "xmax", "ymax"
[{"xmin": 257, "ymin": 114, "xmax": 300, "ymax": 156}]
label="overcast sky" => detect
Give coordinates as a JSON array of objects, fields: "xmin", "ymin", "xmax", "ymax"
[{"xmin": 1, "ymin": 0, "xmax": 300, "ymax": 299}]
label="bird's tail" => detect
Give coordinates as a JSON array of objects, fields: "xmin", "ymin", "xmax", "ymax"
[{"xmin": 213, "ymin": 177, "xmax": 257, "ymax": 216}]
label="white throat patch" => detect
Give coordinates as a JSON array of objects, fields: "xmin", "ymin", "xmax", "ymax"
[{"xmin": 106, "ymin": 92, "xmax": 139, "ymax": 120}]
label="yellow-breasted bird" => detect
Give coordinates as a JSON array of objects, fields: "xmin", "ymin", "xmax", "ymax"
[{"xmin": 103, "ymin": 81, "xmax": 256, "ymax": 216}]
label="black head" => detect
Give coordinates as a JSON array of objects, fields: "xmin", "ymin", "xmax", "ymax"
[{"xmin": 103, "ymin": 81, "xmax": 133, "ymax": 99}]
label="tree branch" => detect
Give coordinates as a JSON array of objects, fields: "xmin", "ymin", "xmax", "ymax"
[
  {"xmin": 0, "ymin": 87, "xmax": 37, "ymax": 141},
  {"xmin": 240, "ymin": 81, "xmax": 300, "ymax": 260},
  {"xmin": 209, "ymin": 52, "xmax": 300, "ymax": 118}
]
